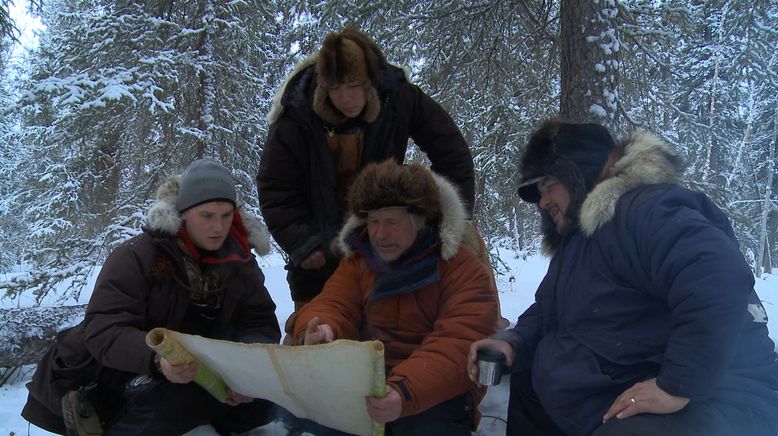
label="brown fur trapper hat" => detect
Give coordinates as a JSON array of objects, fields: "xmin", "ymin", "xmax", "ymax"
[
  {"xmin": 348, "ymin": 159, "xmax": 441, "ymax": 222},
  {"xmin": 517, "ymin": 118, "xmax": 615, "ymax": 204},
  {"xmin": 313, "ymin": 27, "xmax": 385, "ymax": 125}
]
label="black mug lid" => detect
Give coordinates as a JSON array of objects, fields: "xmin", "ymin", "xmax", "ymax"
[{"xmin": 476, "ymin": 348, "xmax": 505, "ymax": 363}]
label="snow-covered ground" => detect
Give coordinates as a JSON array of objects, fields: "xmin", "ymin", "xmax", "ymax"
[{"xmin": 1, "ymin": 249, "xmax": 776, "ymax": 435}]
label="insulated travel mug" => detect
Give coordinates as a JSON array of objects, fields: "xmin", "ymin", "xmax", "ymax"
[{"xmin": 476, "ymin": 349, "xmax": 505, "ymax": 386}]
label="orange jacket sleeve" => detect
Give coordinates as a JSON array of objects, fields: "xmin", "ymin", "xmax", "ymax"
[{"xmin": 293, "ymin": 256, "xmax": 365, "ymax": 343}]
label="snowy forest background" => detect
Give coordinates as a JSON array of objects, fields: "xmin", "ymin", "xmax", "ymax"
[{"xmin": 0, "ymin": 1, "xmax": 776, "ymax": 335}]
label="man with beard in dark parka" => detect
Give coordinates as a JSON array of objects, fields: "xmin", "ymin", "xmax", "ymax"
[{"xmin": 468, "ymin": 119, "xmax": 778, "ymax": 436}]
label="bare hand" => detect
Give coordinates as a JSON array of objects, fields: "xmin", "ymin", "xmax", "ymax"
[
  {"xmin": 366, "ymin": 385, "xmax": 402, "ymax": 423},
  {"xmin": 300, "ymin": 250, "xmax": 326, "ymax": 270},
  {"xmin": 602, "ymin": 378, "xmax": 689, "ymax": 422},
  {"xmin": 159, "ymin": 357, "xmax": 197, "ymax": 384},
  {"xmin": 303, "ymin": 316, "xmax": 334, "ymax": 345},
  {"xmin": 467, "ymin": 338, "xmax": 515, "ymax": 385},
  {"xmin": 225, "ymin": 388, "xmax": 253, "ymax": 406}
]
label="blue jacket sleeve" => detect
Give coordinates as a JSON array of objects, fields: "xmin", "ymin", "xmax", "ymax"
[
  {"xmin": 629, "ymin": 188, "xmax": 752, "ymax": 400},
  {"xmin": 494, "ymin": 301, "xmax": 544, "ymax": 373}
]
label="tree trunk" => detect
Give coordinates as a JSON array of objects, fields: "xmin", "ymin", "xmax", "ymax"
[
  {"xmin": 559, "ymin": 0, "xmax": 620, "ymax": 129},
  {"xmin": 0, "ymin": 305, "xmax": 86, "ymax": 368},
  {"xmin": 756, "ymin": 106, "xmax": 778, "ymax": 276}
]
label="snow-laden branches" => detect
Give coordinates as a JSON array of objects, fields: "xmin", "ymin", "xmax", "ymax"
[{"xmin": 1, "ymin": 0, "xmax": 776, "ymax": 298}]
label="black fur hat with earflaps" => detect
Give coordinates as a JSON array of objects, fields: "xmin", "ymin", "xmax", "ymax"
[
  {"xmin": 517, "ymin": 118, "xmax": 616, "ymax": 251},
  {"xmin": 517, "ymin": 118, "xmax": 616, "ymax": 205}
]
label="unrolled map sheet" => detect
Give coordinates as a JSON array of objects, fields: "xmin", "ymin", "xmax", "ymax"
[{"xmin": 146, "ymin": 328, "xmax": 385, "ymax": 436}]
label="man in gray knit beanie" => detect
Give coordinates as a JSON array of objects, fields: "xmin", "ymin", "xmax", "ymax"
[{"xmin": 21, "ymin": 157, "xmax": 281, "ymax": 435}]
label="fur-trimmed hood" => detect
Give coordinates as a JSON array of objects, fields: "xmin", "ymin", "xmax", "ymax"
[
  {"xmin": 145, "ymin": 175, "xmax": 271, "ymax": 256},
  {"xmin": 543, "ymin": 132, "xmax": 684, "ymax": 253},
  {"xmin": 266, "ymin": 56, "xmax": 316, "ymax": 125},
  {"xmin": 334, "ymin": 172, "xmax": 467, "ymax": 261}
]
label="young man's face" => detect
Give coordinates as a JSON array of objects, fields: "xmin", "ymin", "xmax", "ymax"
[
  {"xmin": 538, "ymin": 176, "xmax": 571, "ymax": 233},
  {"xmin": 327, "ymin": 82, "xmax": 367, "ymax": 118},
  {"xmin": 367, "ymin": 208, "xmax": 420, "ymax": 262},
  {"xmin": 181, "ymin": 201, "xmax": 235, "ymax": 251}
]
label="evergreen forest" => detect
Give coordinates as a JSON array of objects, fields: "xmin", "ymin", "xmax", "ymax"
[{"xmin": 0, "ymin": 0, "xmax": 776, "ymax": 303}]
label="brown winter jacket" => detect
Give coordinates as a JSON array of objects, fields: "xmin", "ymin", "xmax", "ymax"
[
  {"xmin": 258, "ymin": 59, "xmax": 474, "ymax": 301},
  {"xmin": 293, "ymin": 174, "xmax": 496, "ymax": 418},
  {"xmin": 22, "ymin": 175, "xmax": 280, "ymax": 430}
]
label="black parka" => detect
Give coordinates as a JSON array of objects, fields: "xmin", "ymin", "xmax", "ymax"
[{"xmin": 258, "ymin": 61, "xmax": 474, "ymax": 301}]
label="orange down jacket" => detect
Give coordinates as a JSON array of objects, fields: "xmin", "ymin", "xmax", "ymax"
[{"xmin": 294, "ymin": 245, "xmax": 497, "ymax": 418}]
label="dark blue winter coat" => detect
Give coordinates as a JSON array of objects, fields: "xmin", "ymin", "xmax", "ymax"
[{"xmin": 499, "ymin": 133, "xmax": 778, "ymax": 435}]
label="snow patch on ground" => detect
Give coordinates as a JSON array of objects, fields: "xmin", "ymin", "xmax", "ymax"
[{"xmin": 2, "ymin": 250, "xmax": 776, "ymax": 435}]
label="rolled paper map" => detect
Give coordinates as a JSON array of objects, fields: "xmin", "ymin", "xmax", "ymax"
[
  {"xmin": 370, "ymin": 341, "xmax": 386, "ymax": 436},
  {"xmin": 145, "ymin": 327, "xmax": 228, "ymax": 402}
]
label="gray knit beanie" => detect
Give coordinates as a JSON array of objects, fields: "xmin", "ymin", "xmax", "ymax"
[{"xmin": 177, "ymin": 159, "xmax": 237, "ymax": 212}]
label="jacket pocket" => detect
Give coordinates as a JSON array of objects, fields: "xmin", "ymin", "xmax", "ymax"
[{"xmin": 30, "ymin": 323, "xmax": 99, "ymax": 414}]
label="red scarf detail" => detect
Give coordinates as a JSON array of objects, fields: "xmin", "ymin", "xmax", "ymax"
[{"xmin": 178, "ymin": 212, "xmax": 253, "ymax": 264}]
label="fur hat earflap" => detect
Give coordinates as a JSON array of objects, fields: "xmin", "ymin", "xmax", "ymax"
[
  {"xmin": 348, "ymin": 159, "xmax": 441, "ymax": 222},
  {"xmin": 517, "ymin": 118, "xmax": 615, "ymax": 206},
  {"xmin": 313, "ymin": 27, "xmax": 384, "ymax": 125}
]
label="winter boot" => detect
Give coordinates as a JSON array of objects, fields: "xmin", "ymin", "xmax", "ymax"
[{"xmin": 61, "ymin": 386, "xmax": 104, "ymax": 436}]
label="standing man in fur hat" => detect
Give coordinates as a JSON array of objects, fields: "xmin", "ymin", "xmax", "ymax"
[
  {"xmin": 22, "ymin": 159, "xmax": 282, "ymax": 435},
  {"xmin": 257, "ymin": 26, "xmax": 506, "ymax": 343},
  {"xmin": 293, "ymin": 160, "xmax": 498, "ymax": 435},
  {"xmin": 467, "ymin": 119, "xmax": 778, "ymax": 436}
]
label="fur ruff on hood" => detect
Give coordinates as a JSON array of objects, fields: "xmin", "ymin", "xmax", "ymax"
[
  {"xmin": 334, "ymin": 172, "xmax": 467, "ymax": 261},
  {"xmin": 266, "ymin": 56, "xmax": 316, "ymax": 125},
  {"xmin": 542, "ymin": 132, "xmax": 683, "ymax": 254},
  {"xmin": 145, "ymin": 175, "xmax": 271, "ymax": 256}
]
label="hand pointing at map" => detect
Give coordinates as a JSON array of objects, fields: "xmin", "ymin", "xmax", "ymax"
[{"xmin": 302, "ymin": 316, "xmax": 334, "ymax": 345}]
